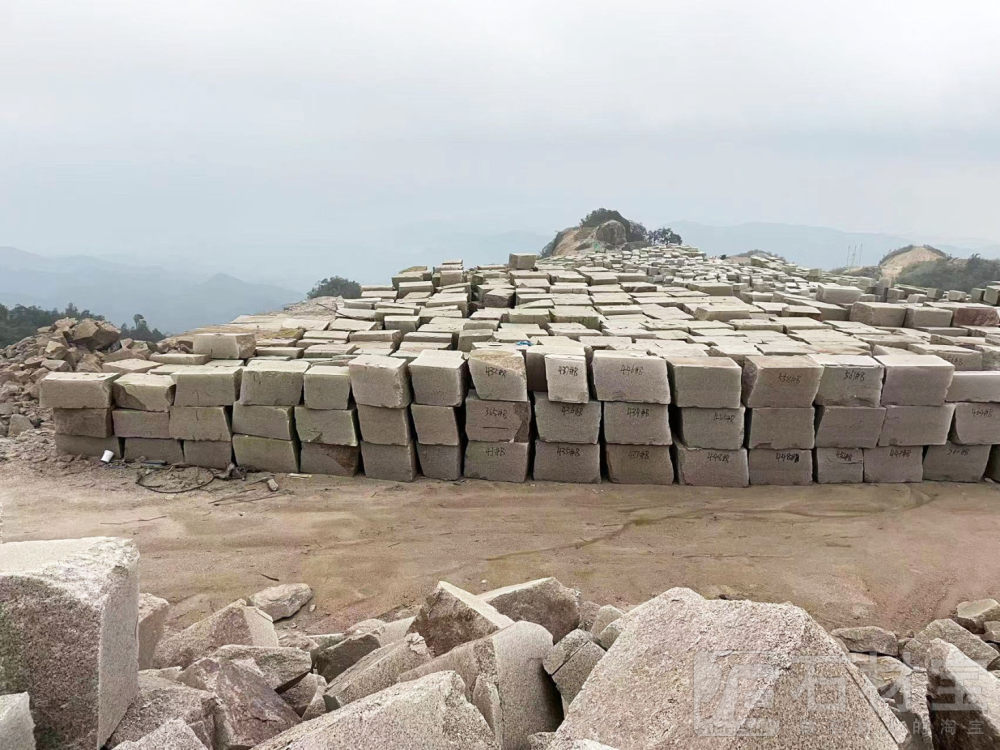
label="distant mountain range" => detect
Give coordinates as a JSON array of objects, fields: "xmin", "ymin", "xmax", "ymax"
[
  {"xmin": 667, "ymin": 221, "xmax": 1000, "ymax": 270},
  {"xmin": 0, "ymin": 247, "xmax": 300, "ymax": 334}
]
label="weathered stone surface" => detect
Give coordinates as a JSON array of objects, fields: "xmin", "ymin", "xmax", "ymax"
[
  {"xmin": 249, "ymin": 583, "xmax": 313, "ymax": 621},
  {"xmin": 399, "ymin": 621, "xmax": 560, "ymax": 750},
  {"xmin": 211, "ymin": 659, "xmax": 301, "ymax": 749},
  {"xmin": 0, "ymin": 537, "xmax": 139, "ymax": 750},
  {"xmin": 954, "ymin": 598, "xmax": 1000, "ymax": 633},
  {"xmin": 313, "ymin": 632, "xmax": 382, "ymax": 681},
  {"xmin": 830, "ymin": 625, "xmax": 899, "ymax": 656},
  {"xmin": 324, "ymin": 633, "xmax": 431, "ymax": 707},
  {"xmin": 108, "ymin": 672, "xmax": 216, "ymax": 749},
  {"xmin": 348, "ymin": 354, "xmax": 412, "ymax": 407},
  {"xmin": 904, "ymin": 618, "xmax": 1000, "ymax": 669},
  {"xmin": 252, "ymin": 670, "xmax": 499, "ymax": 749},
  {"xmin": 279, "ymin": 672, "xmax": 328, "ymax": 717},
  {"xmin": 550, "ymin": 640, "xmax": 604, "ymax": 707},
  {"xmin": 0, "ymin": 693, "xmax": 35, "ymax": 750},
  {"xmin": 39, "ymin": 372, "xmax": 118, "ymax": 408},
  {"xmin": 848, "ymin": 653, "xmax": 912, "ymax": 698},
  {"xmin": 543, "ymin": 630, "xmax": 599, "ymax": 677},
  {"xmin": 112, "ymin": 373, "xmax": 175, "ymax": 412},
  {"xmin": 409, "ymin": 581, "xmax": 514, "ymax": 656},
  {"xmin": 481, "ymin": 577, "xmax": 580, "ymax": 642},
  {"xmin": 927, "ymin": 639, "xmax": 1000, "ymax": 748},
  {"xmin": 206, "ymin": 645, "xmax": 312, "ymax": 691},
  {"xmin": 138, "ymin": 593, "xmax": 170, "ymax": 669},
  {"xmin": 469, "ymin": 349, "xmax": 528, "ymax": 402},
  {"xmin": 552, "ymin": 587, "xmax": 906, "ymax": 749},
  {"xmin": 588, "ymin": 605, "xmax": 623, "ymax": 638},
  {"xmin": 153, "ymin": 600, "xmax": 278, "ymax": 668},
  {"xmin": 114, "ymin": 718, "xmax": 207, "ymax": 750}
]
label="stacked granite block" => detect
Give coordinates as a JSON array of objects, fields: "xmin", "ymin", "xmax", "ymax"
[
  {"xmin": 40, "ymin": 372, "xmax": 122, "ymax": 457},
  {"xmin": 533, "ymin": 352, "xmax": 601, "ymax": 483},
  {"xmin": 409, "ymin": 350, "xmax": 467, "ymax": 480},
  {"xmin": 350, "ymin": 354, "xmax": 417, "ymax": 481},
  {"xmin": 465, "ymin": 348, "xmax": 531, "ymax": 482},
  {"xmin": 297, "ymin": 364, "xmax": 360, "ymax": 476}
]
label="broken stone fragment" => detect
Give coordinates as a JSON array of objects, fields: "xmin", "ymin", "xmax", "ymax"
[
  {"xmin": 108, "ymin": 672, "xmax": 216, "ymax": 749},
  {"xmin": 984, "ymin": 621, "xmax": 1000, "ymax": 643},
  {"xmin": 848, "ymin": 653, "xmax": 912, "ymax": 698},
  {"xmin": 904, "ymin": 618, "xmax": 1000, "ymax": 669},
  {"xmin": 0, "ymin": 536, "xmax": 139, "ymax": 750},
  {"xmin": 480, "ymin": 577, "xmax": 581, "ymax": 642},
  {"xmin": 252, "ymin": 671, "xmax": 499, "ymax": 749},
  {"xmin": 210, "ymin": 660, "xmax": 301, "ymax": 750},
  {"xmin": 577, "ymin": 602, "xmax": 600, "ymax": 632},
  {"xmin": 204, "ymin": 645, "xmax": 312, "ymax": 691},
  {"xmin": 0, "ymin": 693, "xmax": 35, "ymax": 750},
  {"xmin": 399, "ymin": 621, "xmax": 560, "ymax": 750},
  {"xmin": 250, "ymin": 583, "xmax": 312, "ymax": 620},
  {"xmin": 927, "ymin": 638, "xmax": 1000, "ymax": 748},
  {"xmin": 138, "ymin": 593, "xmax": 171, "ymax": 669},
  {"xmin": 588, "ymin": 605, "xmax": 623, "ymax": 638},
  {"xmin": 313, "ymin": 631, "xmax": 381, "ymax": 681},
  {"xmin": 954, "ymin": 598, "xmax": 1000, "ymax": 634},
  {"xmin": 324, "ymin": 633, "xmax": 432, "ymax": 708},
  {"xmin": 153, "ymin": 600, "xmax": 278, "ymax": 668},
  {"xmin": 830, "ymin": 625, "xmax": 899, "ymax": 656},
  {"xmin": 550, "ymin": 640, "xmax": 605, "ymax": 708},
  {"xmin": 551, "ymin": 587, "xmax": 906, "ymax": 748},
  {"xmin": 543, "ymin": 630, "xmax": 599, "ymax": 676},
  {"xmin": 279, "ymin": 672, "xmax": 328, "ymax": 717},
  {"xmin": 408, "ymin": 580, "xmax": 514, "ymax": 656},
  {"xmin": 114, "ymin": 719, "xmax": 207, "ymax": 750}
]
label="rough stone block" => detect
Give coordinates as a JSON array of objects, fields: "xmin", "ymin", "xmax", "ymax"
[
  {"xmin": 544, "ymin": 354, "xmax": 590, "ymax": 403},
  {"xmin": 357, "ymin": 405, "xmax": 412, "ymax": 445},
  {"xmin": 601, "ymin": 401, "xmax": 671, "ymax": 445},
  {"xmin": 877, "ymin": 353, "xmax": 954, "ymax": 405},
  {"xmin": 604, "ymin": 444, "xmax": 673, "ymax": 484},
  {"xmin": 153, "ymin": 600, "xmax": 278, "ymax": 669},
  {"xmin": 239, "ymin": 360, "xmax": 310, "ymax": 406},
  {"xmin": 408, "ymin": 350, "xmax": 467, "ymax": 406},
  {"xmin": 741, "ymin": 355, "xmax": 822, "ymax": 407},
  {"xmin": 469, "ymin": 349, "xmax": 529, "ymax": 401},
  {"xmin": 172, "ymin": 366, "xmax": 242, "ymax": 406},
  {"xmin": 124, "ymin": 438, "xmax": 184, "ymax": 464},
  {"xmin": 54, "ymin": 407, "xmax": 113, "ymax": 437},
  {"xmin": 923, "ymin": 442, "xmax": 989, "ymax": 482},
  {"xmin": 674, "ymin": 442, "xmax": 748, "ymax": 487},
  {"xmin": 0, "ymin": 693, "xmax": 35, "ymax": 750},
  {"xmin": 360, "ymin": 441, "xmax": 418, "ymax": 481},
  {"xmin": 675, "ymin": 407, "xmax": 744, "ymax": 449},
  {"xmin": 534, "ymin": 395, "xmax": 600, "ymax": 444},
  {"xmin": 300, "ymin": 443, "xmax": 360, "ymax": 476},
  {"xmin": 113, "ymin": 409, "xmax": 170, "ymax": 439},
  {"xmin": 348, "ymin": 354, "xmax": 412, "ymax": 407},
  {"xmin": 54, "ymin": 434, "xmax": 123, "ymax": 458},
  {"xmin": 0, "ymin": 537, "xmax": 139, "ymax": 750},
  {"xmin": 410, "ymin": 404, "xmax": 460, "ymax": 445},
  {"xmin": 293, "ymin": 406, "xmax": 358, "ymax": 445},
  {"xmin": 830, "ymin": 625, "xmax": 899, "ymax": 656},
  {"xmin": 114, "ymin": 718, "xmax": 206, "ymax": 750},
  {"xmin": 814, "ymin": 406, "xmax": 886, "ymax": 448},
  {"xmin": 666, "ymin": 356, "xmax": 741, "ymax": 407},
  {"xmin": 748, "ymin": 448, "xmax": 813, "ymax": 485},
  {"xmin": 233, "ymin": 403, "xmax": 295, "ymax": 440},
  {"xmin": 138, "ymin": 593, "xmax": 170, "ymax": 670},
  {"xmin": 302, "ymin": 365, "xmax": 352, "ymax": 410},
  {"xmin": 113, "ymin": 373, "xmax": 175, "ymax": 412},
  {"xmin": 879, "ymin": 404, "xmax": 955, "ymax": 446},
  {"xmin": 926, "ymin": 639, "xmax": 1000, "ymax": 749},
  {"xmin": 414, "ymin": 443, "xmax": 461, "ymax": 480},
  {"xmin": 168, "ymin": 406, "xmax": 232, "ymax": 442},
  {"xmin": 252, "ymin": 671, "xmax": 498, "ymax": 750},
  {"xmin": 192, "ymin": 332, "xmax": 255, "ymax": 359},
  {"xmin": 746, "ymin": 407, "xmax": 815, "ymax": 449},
  {"xmin": 947, "ymin": 370, "xmax": 1000, "ymax": 402},
  {"xmin": 40, "ymin": 372, "xmax": 118, "ymax": 409},
  {"xmin": 591, "ymin": 351, "xmax": 670, "ymax": 403},
  {"xmin": 811, "ymin": 354, "xmax": 884, "ymax": 407},
  {"xmin": 481, "ymin": 578, "xmax": 580, "ymax": 643},
  {"xmin": 905, "ymin": 618, "xmax": 1000, "ymax": 669},
  {"xmin": 324, "ymin": 634, "xmax": 432, "ymax": 708},
  {"xmin": 408, "ymin": 581, "xmax": 514, "ymax": 656},
  {"xmin": 464, "ymin": 441, "xmax": 530, "ymax": 482},
  {"xmin": 108, "ymin": 672, "xmax": 215, "ymax": 749},
  {"xmin": 951, "ymin": 402, "xmax": 1000, "ymax": 444},
  {"xmin": 815, "ymin": 447, "xmax": 864, "ymax": 483},
  {"xmin": 233, "ymin": 434, "xmax": 300, "ymax": 473},
  {"xmin": 550, "ymin": 588, "xmax": 906, "ymax": 749},
  {"xmin": 248, "ymin": 583, "xmax": 313, "ymax": 622},
  {"xmin": 864, "ymin": 446, "xmax": 923, "ymax": 483},
  {"xmin": 399, "ymin": 622, "xmax": 560, "ymax": 749},
  {"xmin": 533, "ymin": 441, "xmax": 601, "ymax": 483},
  {"xmin": 183, "ymin": 440, "xmax": 233, "ymax": 469},
  {"xmin": 466, "ymin": 392, "xmax": 532, "ymax": 442}
]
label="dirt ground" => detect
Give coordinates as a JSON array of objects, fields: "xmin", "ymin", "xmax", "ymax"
[{"xmin": 2, "ymin": 454, "xmax": 1000, "ymax": 637}]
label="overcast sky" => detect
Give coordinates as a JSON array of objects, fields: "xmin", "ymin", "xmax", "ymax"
[{"xmin": 3, "ymin": 0, "xmax": 1000, "ymax": 287}]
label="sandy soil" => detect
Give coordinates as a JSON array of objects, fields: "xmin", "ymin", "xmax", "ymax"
[{"xmin": 2, "ymin": 456, "xmax": 999, "ymax": 637}]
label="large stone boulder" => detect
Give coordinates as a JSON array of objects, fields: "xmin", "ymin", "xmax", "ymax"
[
  {"xmin": 481, "ymin": 578, "xmax": 581, "ymax": 642},
  {"xmin": 211, "ymin": 660, "xmax": 301, "ymax": 749},
  {"xmin": 927, "ymin": 639, "xmax": 1000, "ymax": 748},
  {"xmin": 904, "ymin": 618, "xmax": 1000, "ymax": 669},
  {"xmin": 551, "ymin": 587, "xmax": 907, "ymax": 749},
  {"xmin": 0, "ymin": 693, "xmax": 35, "ymax": 750},
  {"xmin": 252, "ymin": 670, "xmax": 499, "ymax": 749},
  {"xmin": 593, "ymin": 220, "xmax": 626, "ymax": 246},
  {"xmin": 0, "ymin": 537, "xmax": 139, "ymax": 750},
  {"xmin": 205, "ymin": 645, "xmax": 311, "ymax": 691},
  {"xmin": 249, "ymin": 583, "xmax": 313, "ymax": 621},
  {"xmin": 830, "ymin": 625, "xmax": 899, "ymax": 656},
  {"xmin": 114, "ymin": 719, "xmax": 207, "ymax": 750},
  {"xmin": 954, "ymin": 598, "xmax": 1000, "ymax": 634},
  {"xmin": 399, "ymin": 621, "xmax": 561, "ymax": 749},
  {"xmin": 153, "ymin": 600, "xmax": 277, "ymax": 668},
  {"xmin": 108, "ymin": 672, "xmax": 216, "ymax": 749},
  {"xmin": 324, "ymin": 633, "xmax": 432, "ymax": 708},
  {"xmin": 313, "ymin": 631, "xmax": 381, "ymax": 681},
  {"xmin": 408, "ymin": 581, "xmax": 514, "ymax": 656}
]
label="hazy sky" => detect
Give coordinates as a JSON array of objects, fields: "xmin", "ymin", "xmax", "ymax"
[{"xmin": 3, "ymin": 0, "xmax": 1000, "ymax": 287}]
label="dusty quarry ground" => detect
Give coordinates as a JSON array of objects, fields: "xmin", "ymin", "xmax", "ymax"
[{"xmin": 2, "ymin": 445, "xmax": 999, "ymax": 637}]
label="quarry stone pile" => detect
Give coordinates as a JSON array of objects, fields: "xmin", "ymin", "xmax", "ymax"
[
  {"xmin": 31, "ymin": 245, "xmax": 1000, "ymax": 484},
  {"xmin": 10, "ymin": 535, "xmax": 1000, "ymax": 748}
]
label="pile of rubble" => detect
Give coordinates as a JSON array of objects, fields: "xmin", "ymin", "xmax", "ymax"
[
  {"xmin": 3, "ymin": 536, "xmax": 1000, "ymax": 748},
  {"xmin": 0, "ymin": 317, "xmax": 160, "ymax": 440}
]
